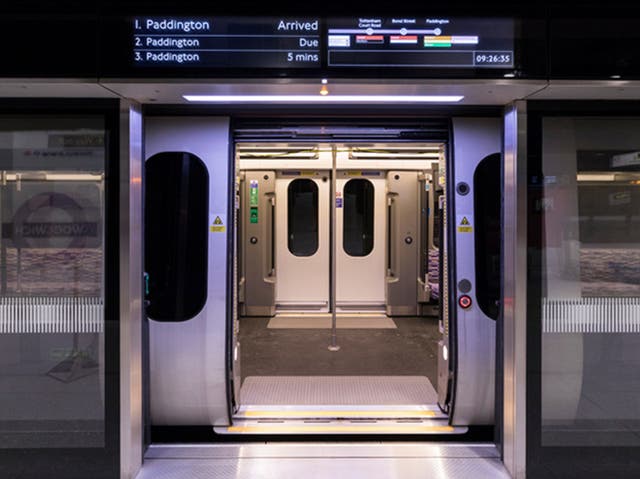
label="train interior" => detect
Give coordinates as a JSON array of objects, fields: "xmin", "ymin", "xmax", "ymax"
[{"xmin": 232, "ymin": 141, "xmax": 451, "ymax": 433}]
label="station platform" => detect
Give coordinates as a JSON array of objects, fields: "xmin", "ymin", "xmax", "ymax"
[{"xmin": 135, "ymin": 442, "xmax": 511, "ymax": 479}]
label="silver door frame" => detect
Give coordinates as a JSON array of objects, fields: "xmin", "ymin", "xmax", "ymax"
[
  {"xmin": 119, "ymin": 99, "xmax": 144, "ymax": 479},
  {"xmin": 502, "ymin": 101, "xmax": 528, "ymax": 479}
]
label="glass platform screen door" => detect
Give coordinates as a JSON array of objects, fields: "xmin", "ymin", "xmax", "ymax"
[{"xmin": 0, "ymin": 110, "xmax": 119, "ymax": 479}]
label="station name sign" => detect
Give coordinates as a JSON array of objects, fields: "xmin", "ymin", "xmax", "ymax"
[{"xmin": 131, "ymin": 16, "xmax": 514, "ymax": 70}]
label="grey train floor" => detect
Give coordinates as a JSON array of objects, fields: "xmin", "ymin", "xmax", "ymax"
[{"xmin": 238, "ymin": 316, "xmax": 440, "ymax": 385}]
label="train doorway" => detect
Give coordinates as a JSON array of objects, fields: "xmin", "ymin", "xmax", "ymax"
[{"xmin": 144, "ymin": 117, "xmax": 501, "ymax": 438}]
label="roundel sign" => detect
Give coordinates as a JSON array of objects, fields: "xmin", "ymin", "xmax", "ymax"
[{"xmin": 4, "ymin": 190, "xmax": 100, "ymax": 249}]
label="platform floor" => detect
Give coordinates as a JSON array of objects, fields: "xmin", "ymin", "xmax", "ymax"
[{"xmin": 136, "ymin": 443, "xmax": 512, "ymax": 479}]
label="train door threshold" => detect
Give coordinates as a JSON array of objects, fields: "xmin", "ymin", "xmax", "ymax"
[
  {"xmin": 136, "ymin": 443, "xmax": 510, "ymax": 479},
  {"xmin": 217, "ymin": 376, "xmax": 465, "ymax": 435}
]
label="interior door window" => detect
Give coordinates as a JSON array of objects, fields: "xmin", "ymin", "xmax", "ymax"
[
  {"xmin": 287, "ymin": 178, "xmax": 318, "ymax": 257},
  {"xmin": 343, "ymin": 178, "xmax": 374, "ymax": 257}
]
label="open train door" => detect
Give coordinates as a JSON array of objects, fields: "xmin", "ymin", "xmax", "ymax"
[
  {"xmin": 144, "ymin": 117, "xmax": 234, "ymax": 426},
  {"xmin": 439, "ymin": 118, "xmax": 502, "ymax": 426}
]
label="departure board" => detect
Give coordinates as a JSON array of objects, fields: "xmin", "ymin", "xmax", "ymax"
[
  {"xmin": 133, "ymin": 17, "xmax": 320, "ymax": 68},
  {"xmin": 327, "ymin": 17, "xmax": 514, "ymax": 69}
]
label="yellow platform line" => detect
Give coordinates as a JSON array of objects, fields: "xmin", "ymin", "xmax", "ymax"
[
  {"xmin": 227, "ymin": 425, "xmax": 455, "ymax": 434},
  {"xmin": 241, "ymin": 410, "xmax": 437, "ymax": 418}
]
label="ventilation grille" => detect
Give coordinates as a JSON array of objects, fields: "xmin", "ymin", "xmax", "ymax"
[
  {"xmin": 348, "ymin": 145, "xmax": 442, "ymax": 161},
  {"xmin": 237, "ymin": 144, "xmax": 320, "ymax": 160},
  {"xmin": 233, "ymin": 121, "xmax": 450, "ymax": 142},
  {"xmin": 542, "ymin": 297, "xmax": 640, "ymax": 333},
  {"xmin": 0, "ymin": 297, "xmax": 103, "ymax": 334}
]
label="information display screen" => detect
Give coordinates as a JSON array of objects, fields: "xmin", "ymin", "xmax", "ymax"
[
  {"xmin": 327, "ymin": 17, "xmax": 514, "ymax": 69},
  {"xmin": 128, "ymin": 16, "xmax": 516, "ymax": 74},
  {"xmin": 132, "ymin": 17, "xmax": 321, "ymax": 68}
]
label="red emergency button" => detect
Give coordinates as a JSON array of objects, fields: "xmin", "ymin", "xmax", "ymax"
[{"xmin": 459, "ymin": 295, "xmax": 472, "ymax": 309}]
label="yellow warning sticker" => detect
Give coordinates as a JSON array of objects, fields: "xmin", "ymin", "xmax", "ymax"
[
  {"xmin": 457, "ymin": 215, "xmax": 473, "ymax": 233},
  {"xmin": 210, "ymin": 215, "xmax": 226, "ymax": 233}
]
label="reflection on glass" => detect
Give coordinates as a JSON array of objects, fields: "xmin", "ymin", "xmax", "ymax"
[
  {"xmin": 287, "ymin": 179, "xmax": 318, "ymax": 256},
  {"xmin": 343, "ymin": 179, "xmax": 374, "ymax": 257},
  {"xmin": 540, "ymin": 118, "xmax": 640, "ymax": 447},
  {"xmin": 0, "ymin": 118, "xmax": 105, "ymax": 448}
]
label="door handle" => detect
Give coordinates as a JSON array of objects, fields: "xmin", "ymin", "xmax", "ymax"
[
  {"xmin": 386, "ymin": 194, "xmax": 398, "ymax": 278},
  {"xmin": 264, "ymin": 192, "xmax": 276, "ymax": 283}
]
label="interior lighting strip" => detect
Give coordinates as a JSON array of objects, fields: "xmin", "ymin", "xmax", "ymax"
[{"xmin": 184, "ymin": 94, "xmax": 464, "ymax": 103}]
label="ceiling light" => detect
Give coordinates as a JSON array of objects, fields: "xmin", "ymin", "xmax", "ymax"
[
  {"xmin": 183, "ymin": 94, "xmax": 464, "ymax": 103},
  {"xmin": 577, "ymin": 173, "xmax": 616, "ymax": 182}
]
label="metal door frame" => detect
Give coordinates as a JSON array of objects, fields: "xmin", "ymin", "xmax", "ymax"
[
  {"xmin": 502, "ymin": 101, "xmax": 528, "ymax": 479},
  {"xmin": 120, "ymin": 99, "xmax": 145, "ymax": 479}
]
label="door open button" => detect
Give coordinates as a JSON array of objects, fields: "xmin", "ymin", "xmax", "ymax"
[{"xmin": 459, "ymin": 295, "xmax": 472, "ymax": 309}]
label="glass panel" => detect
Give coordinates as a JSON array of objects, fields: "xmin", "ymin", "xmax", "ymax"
[
  {"xmin": 474, "ymin": 153, "xmax": 501, "ymax": 320},
  {"xmin": 287, "ymin": 179, "xmax": 318, "ymax": 257},
  {"xmin": 0, "ymin": 117, "xmax": 106, "ymax": 448},
  {"xmin": 343, "ymin": 179, "xmax": 374, "ymax": 257},
  {"xmin": 540, "ymin": 117, "xmax": 640, "ymax": 447},
  {"xmin": 145, "ymin": 152, "xmax": 209, "ymax": 322}
]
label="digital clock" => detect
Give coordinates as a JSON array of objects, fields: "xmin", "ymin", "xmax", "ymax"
[{"xmin": 474, "ymin": 52, "xmax": 513, "ymax": 66}]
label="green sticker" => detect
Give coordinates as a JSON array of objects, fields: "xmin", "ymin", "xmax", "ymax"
[
  {"xmin": 250, "ymin": 207, "xmax": 258, "ymax": 224},
  {"xmin": 249, "ymin": 180, "xmax": 259, "ymax": 207}
]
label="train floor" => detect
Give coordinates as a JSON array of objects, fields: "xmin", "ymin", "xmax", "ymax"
[
  {"xmin": 238, "ymin": 315, "xmax": 440, "ymax": 385},
  {"xmin": 227, "ymin": 314, "xmax": 448, "ymax": 434}
]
